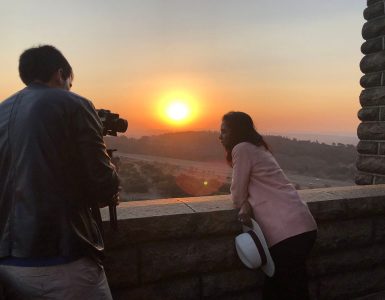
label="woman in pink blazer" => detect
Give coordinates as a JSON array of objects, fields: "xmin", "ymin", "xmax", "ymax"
[{"xmin": 219, "ymin": 111, "xmax": 317, "ymax": 300}]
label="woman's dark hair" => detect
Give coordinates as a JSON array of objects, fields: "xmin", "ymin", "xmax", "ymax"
[
  {"xmin": 19, "ymin": 45, "xmax": 73, "ymax": 85},
  {"xmin": 222, "ymin": 111, "xmax": 270, "ymax": 164}
]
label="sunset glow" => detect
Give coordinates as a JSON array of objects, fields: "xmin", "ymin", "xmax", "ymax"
[
  {"xmin": 156, "ymin": 90, "xmax": 200, "ymax": 127},
  {"xmin": 166, "ymin": 101, "xmax": 189, "ymax": 121},
  {"xmin": 0, "ymin": 1, "xmax": 365, "ymax": 137}
]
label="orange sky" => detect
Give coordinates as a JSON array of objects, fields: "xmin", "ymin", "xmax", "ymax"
[{"xmin": 0, "ymin": 1, "xmax": 365, "ymax": 138}]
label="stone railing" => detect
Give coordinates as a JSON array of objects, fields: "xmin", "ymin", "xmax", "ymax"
[
  {"xmin": 101, "ymin": 185, "xmax": 385, "ymax": 300},
  {"xmin": 1, "ymin": 185, "xmax": 384, "ymax": 299}
]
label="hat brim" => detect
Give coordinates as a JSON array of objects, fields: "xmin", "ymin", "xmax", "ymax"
[{"xmin": 242, "ymin": 219, "xmax": 275, "ymax": 277}]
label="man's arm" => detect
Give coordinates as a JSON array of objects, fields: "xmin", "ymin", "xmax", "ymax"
[{"xmin": 73, "ymin": 98, "xmax": 120, "ymax": 206}]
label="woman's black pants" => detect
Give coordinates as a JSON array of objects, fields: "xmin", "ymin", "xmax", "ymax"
[{"xmin": 263, "ymin": 230, "xmax": 317, "ymax": 300}]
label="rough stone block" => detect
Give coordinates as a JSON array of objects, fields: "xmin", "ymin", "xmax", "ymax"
[
  {"xmin": 357, "ymin": 155, "xmax": 385, "ymax": 175},
  {"xmin": 356, "ymin": 173, "xmax": 374, "ymax": 185},
  {"xmin": 114, "ymin": 198, "xmax": 193, "ymax": 219},
  {"xmin": 373, "ymin": 217, "xmax": 385, "ymax": 242},
  {"xmin": 299, "ymin": 189, "xmax": 341, "ymax": 203},
  {"xmin": 201, "ymin": 269, "xmax": 264, "ymax": 297},
  {"xmin": 104, "ymin": 215, "xmax": 201, "ymax": 246},
  {"xmin": 374, "ymin": 174, "xmax": 385, "ymax": 183},
  {"xmin": 375, "ymin": 142, "xmax": 385, "ymax": 155},
  {"xmin": 140, "ymin": 236, "xmax": 240, "ymax": 283},
  {"xmin": 355, "ymin": 291, "xmax": 385, "ymax": 300},
  {"xmin": 357, "ymin": 141, "xmax": 378, "ymax": 154},
  {"xmin": 360, "ymin": 51, "xmax": 385, "ymax": 73},
  {"xmin": 103, "ymin": 210, "xmax": 239, "ymax": 246},
  {"xmin": 307, "ymin": 244, "xmax": 385, "ymax": 277},
  {"xmin": 357, "ymin": 122, "xmax": 385, "ymax": 140},
  {"xmin": 377, "ymin": 142, "xmax": 385, "ymax": 154},
  {"xmin": 313, "ymin": 219, "xmax": 373, "ymax": 253},
  {"xmin": 193, "ymin": 211, "xmax": 240, "ymax": 234},
  {"xmin": 360, "ymin": 87, "xmax": 385, "ymax": 106},
  {"xmin": 104, "ymin": 245, "xmax": 139, "ymax": 288},
  {"xmin": 341, "ymin": 197, "xmax": 385, "ymax": 219},
  {"xmin": 308, "ymin": 198, "xmax": 346, "ymax": 222},
  {"xmin": 368, "ymin": 0, "xmax": 383, "ymax": 6},
  {"xmin": 322, "ymin": 184, "xmax": 385, "ymax": 201},
  {"xmin": 363, "ymin": 18, "xmax": 385, "ymax": 40},
  {"xmin": 360, "ymin": 72, "xmax": 384, "ymax": 88},
  {"xmin": 0, "ymin": 286, "xmax": 4, "ymax": 300},
  {"xmin": 303, "ymin": 186, "xmax": 385, "ymax": 219},
  {"xmin": 377, "ymin": 107, "xmax": 385, "ymax": 121},
  {"xmin": 112, "ymin": 277, "xmax": 200, "ymax": 300},
  {"xmin": 308, "ymin": 280, "xmax": 319, "ymax": 300},
  {"xmin": 206, "ymin": 290, "xmax": 262, "ymax": 300},
  {"xmin": 309, "ymin": 192, "xmax": 385, "ymax": 221},
  {"xmin": 180, "ymin": 195, "xmax": 232, "ymax": 212},
  {"xmin": 358, "ymin": 107, "xmax": 380, "ymax": 121},
  {"xmin": 361, "ymin": 36, "xmax": 384, "ymax": 55},
  {"xmin": 364, "ymin": 1, "xmax": 385, "ymax": 21},
  {"xmin": 317, "ymin": 266, "xmax": 385, "ymax": 300}
]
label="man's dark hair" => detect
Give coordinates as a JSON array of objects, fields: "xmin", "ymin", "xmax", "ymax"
[{"xmin": 19, "ymin": 45, "xmax": 73, "ymax": 85}]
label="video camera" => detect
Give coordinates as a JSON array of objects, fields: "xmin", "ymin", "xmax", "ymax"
[{"xmin": 96, "ymin": 109, "xmax": 128, "ymax": 136}]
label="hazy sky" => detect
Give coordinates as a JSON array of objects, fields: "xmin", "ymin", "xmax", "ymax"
[{"xmin": 0, "ymin": 0, "xmax": 366, "ymax": 137}]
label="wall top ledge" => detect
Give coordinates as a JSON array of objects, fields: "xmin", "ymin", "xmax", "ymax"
[{"xmin": 101, "ymin": 185, "xmax": 385, "ymax": 222}]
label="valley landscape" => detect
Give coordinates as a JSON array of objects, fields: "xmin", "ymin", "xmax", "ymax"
[{"xmin": 105, "ymin": 132, "xmax": 356, "ymax": 201}]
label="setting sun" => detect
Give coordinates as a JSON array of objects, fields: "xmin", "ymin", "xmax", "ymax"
[
  {"xmin": 155, "ymin": 90, "xmax": 201, "ymax": 127},
  {"xmin": 166, "ymin": 101, "xmax": 189, "ymax": 121}
]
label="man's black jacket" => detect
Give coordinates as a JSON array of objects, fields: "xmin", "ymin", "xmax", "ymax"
[{"xmin": 0, "ymin": 83, "xmax": 120, "ymax": 259}]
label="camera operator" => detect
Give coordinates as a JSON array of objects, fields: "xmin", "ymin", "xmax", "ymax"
[{"xmin": 0, "ymin": 45, "xmax": 119, "ymax": 299}]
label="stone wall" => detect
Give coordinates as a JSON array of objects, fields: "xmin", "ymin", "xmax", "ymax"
[
  {"xmin": 357, "ymin": 0, "xmax": 385, "ymax": 184},
  {"xmin": 99, "ymin": 185, "xmax": 385, "ymax": 300},
  {"xmin": 0, "ymin": 185, "xmax": 384, "ymax": 299}
]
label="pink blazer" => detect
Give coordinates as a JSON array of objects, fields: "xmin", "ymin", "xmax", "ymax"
[{"xmin": 231, "ymin": 142, "xmax": 317, "ymax": 247}]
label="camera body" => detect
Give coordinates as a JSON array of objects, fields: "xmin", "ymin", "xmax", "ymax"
[{"xmin": 96, "ymin": 109, "xmax": 128, "ymax": 136}]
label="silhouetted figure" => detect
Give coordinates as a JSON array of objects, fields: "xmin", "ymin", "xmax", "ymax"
[{"xmin": 0, "ymin": 45, "xmax": 120, "ymax": 299}]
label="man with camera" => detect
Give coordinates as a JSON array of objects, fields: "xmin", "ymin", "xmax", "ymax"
[{"xmin": 0, "ymin": 45, "xmax": 120, "ymax": 299}]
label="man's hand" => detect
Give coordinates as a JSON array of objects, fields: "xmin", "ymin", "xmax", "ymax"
[
  {"xmin": 110, "ymin": 156, "xmax": 121, "ymax": 173},
  {"xmin": 111, "ymin": 192, "xmax": 120, "ymax": 206},
  {"xmin": 98, "ymin": 189, "xmax": 121, "ymax": 208}
]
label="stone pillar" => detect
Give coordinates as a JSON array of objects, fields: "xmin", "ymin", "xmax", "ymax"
[{"xmin": 356, "ymin": 0, "xmax": 385, "ymax": 184}]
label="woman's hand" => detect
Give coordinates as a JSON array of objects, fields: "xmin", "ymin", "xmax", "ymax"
[{"xmin": 238, "ymin": 201, "xmax": 253, "ymax": 227}]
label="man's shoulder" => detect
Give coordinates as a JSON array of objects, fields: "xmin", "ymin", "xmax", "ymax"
[
  {"xmin": 1, "ymin": 86, "xmax": 95, "ymax": 114},
  {"xmin": 44, "ymin": 88, "xmax": 92, "ymax": 105},
  {"xmin": 32, "ymin": 87, "xmax": 95, "ymax": 113},
  {"xmin": 0, "ymin": 89, "xmax": 25, "ymax": 107},
  {"xmin": 66, "ymin": 91, "xmax": 94, "ymax": 109},
  {"xmin": 67, "ymin": 91, "xmax": 96, "ymax": 113}
]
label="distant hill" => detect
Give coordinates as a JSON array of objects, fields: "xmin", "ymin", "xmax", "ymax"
[
  {"xmin": 105, "ymin": 131, "xmax": 224, "ymax": 162},
  {"xmin": 265, "ymin": 136, "xmax": 356, "ymax": 181},
  {"xmin": 271, "ymin": 132, "xmax": 358, "ymax": 145},
  {"xmin": 105, "ymin": 131, "xmax": 357, "ymax": 181}
]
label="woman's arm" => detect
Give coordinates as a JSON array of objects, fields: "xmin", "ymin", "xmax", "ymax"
[{"xmin": 231, "ymin": 144, "xmax": 252, "ymax": 213}]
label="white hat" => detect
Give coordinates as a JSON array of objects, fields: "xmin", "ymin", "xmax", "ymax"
[{"xmin": 235, "ymin": 218, "xmax": 275, "ymax": 277}]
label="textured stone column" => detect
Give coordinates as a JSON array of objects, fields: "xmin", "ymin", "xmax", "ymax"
[{"xmin": 357, "ymin": 0, "xmax": 385, "ymax": 184}]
